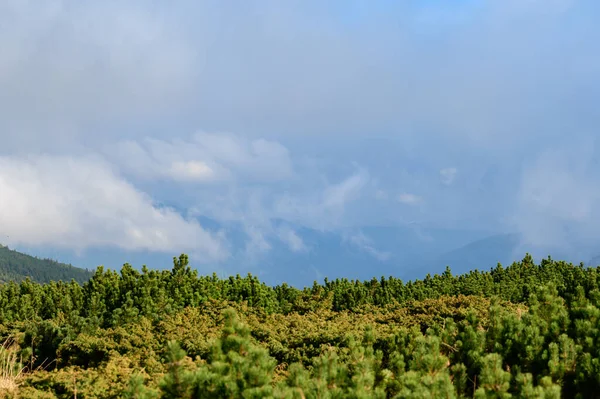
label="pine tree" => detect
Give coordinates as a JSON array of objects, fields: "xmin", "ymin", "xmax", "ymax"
[
  {"xmin": 192, "ymin": 309, "xmax": 277, "ymax": 398},
  {"xmin": 159, "ymin": 341, "xmax": 196, "ymax": 399},
  {"xmin": 474, "ymin": 354, "xmax": 511, "ymax": 399}
]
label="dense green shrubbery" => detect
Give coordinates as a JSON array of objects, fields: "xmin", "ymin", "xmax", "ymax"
[
  {"xmin": 1, "ymin": 254, "xmax": 600, "ymax": 397},
  {"xmin": 1, "ymin": 253, "xmax": 598, "ymax": 326}
]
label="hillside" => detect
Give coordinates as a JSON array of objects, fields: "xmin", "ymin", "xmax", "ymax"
[{"xmin": 0, "ymin": 244, "xmax": 93, "ymax": 284}]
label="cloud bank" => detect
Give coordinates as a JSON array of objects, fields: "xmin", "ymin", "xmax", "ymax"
[
  {"xmin": 0, "ymin": 155, "xmax": 227, "ymax": 262},
  {"xmin": 0, "ymin": 0, "xmax": 599, "ymax": 268}
]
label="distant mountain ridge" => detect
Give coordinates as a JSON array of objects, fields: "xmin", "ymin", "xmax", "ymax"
[
  {"xmin": 7, "ymin": 221, "xmax": 580, "ymax": 288},
  {"xmin": 17, "ymin": 223, "xmax": 523, "ymax": 287},
  {"xmin": 419, "ymin": 233, "xmax": 522, "ymax": 276},
  {"xmin": 0, "ymin": 244, "xmax": 93, "ymax": 284}
]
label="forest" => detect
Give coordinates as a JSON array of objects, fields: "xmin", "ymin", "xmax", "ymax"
[
  {"xmin": 1, "ymin": 253, "xmax": 600, "ymax": 398},
  {"xmin": 0, "ymin": 245, "xmax": 92, "ymax": 285}
]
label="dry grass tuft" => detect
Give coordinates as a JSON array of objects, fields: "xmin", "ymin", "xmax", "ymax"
[{"xmin": 0, "ymin": 338, "xmax": 25, "ymax": 395}]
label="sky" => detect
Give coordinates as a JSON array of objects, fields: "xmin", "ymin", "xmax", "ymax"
[{"xmin": 1, "ymin": 0, "xmax": 600, "ymax": 280}]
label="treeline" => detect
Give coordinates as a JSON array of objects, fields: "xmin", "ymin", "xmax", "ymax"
[
  {"xmin": 0, "ymin": 245, "xmax": 92, "ymax": 284},
  {"xmin": 1, "ymin": 254, "xmax": 600, "ymax": 397},
  {"xmin": 0, "ymin": 254, "xmax": 598, "ymax": 326}
]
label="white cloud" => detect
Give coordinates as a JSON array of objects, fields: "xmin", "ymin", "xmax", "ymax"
[
  {"xmin": 273, "ymin": 169, "xmax": 370, "ymax": 230},
  {"xmin": 440, "ymin": 167, "xmax": 458, "ymax": 185},
  {"xmin": 510, "ymin": 142, "xmax": 600, "ymax": 258},
  {"xmin": 322, "ymin": 171, "xmax": 369, "ymax": 209},
  {"xmin": 1, "ymin": 0, "xmax": 596, "ymax": 155},
  {"xmin": 276, "ymin": 227, "xmax": 308, "ymax": 253},
  {"xmin": 186, "ymin": 167, "xmax": 370, "ymax": 255},
  {"xmin": 0, "ymin": 155, "xmax": 227, "ymax": 261},
  {"xmin": 344, "ymin": 231, "xmax": 391, "ymax": 262},
  {"xmin": 243, "ymin": 225, "xmax": 272, "ymax": 258},
  {"xmin": 168, "ymin": 160, "xmax": 215, "ymax": 182},
  {"xmin": 112, "ymin": 133, "xmax": 293, "ymax": 184},
  {"xmin": 191, "ymin": 132, "xmax": 294, "ymax": 182},
  {"xmin": 179, "ymin": 166, "xmax": 369, "ymax": 263},
  {"xmin": 397, "ymin": 193, "xmax": 422, "ymax": 205},
  {"xmin": 0, "ymin": 1, "xmax": 197, "ymax": 150}
]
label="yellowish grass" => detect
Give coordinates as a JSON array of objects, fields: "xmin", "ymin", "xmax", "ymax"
[{"xmin": 0, "ymin": 338, "xmax": 25, "ymax": 396}]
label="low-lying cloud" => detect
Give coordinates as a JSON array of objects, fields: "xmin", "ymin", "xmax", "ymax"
[
  {"xmin": 0, "ymin": 155, "xmax": 227, "ymax": 261},
  {"xmin": 511, "ymin": 141, "xmax": 600, "ymax": 260},
  {"xmin": 112, "ymin": 133, "xmax": 293, "ymax": 184}
]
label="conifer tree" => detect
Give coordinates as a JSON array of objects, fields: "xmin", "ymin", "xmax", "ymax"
[
  {"xmin": 192, "ymin": 309, "xmax": 277, "ymax": 398},
  {"xmin": 474, "ymin": 354, "xmax": 511, "ymax": 398}
]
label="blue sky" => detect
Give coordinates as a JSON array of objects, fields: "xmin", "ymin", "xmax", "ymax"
[{"xmin": 1, "ymin": 0, "xmax": 599, "ymax": 281}]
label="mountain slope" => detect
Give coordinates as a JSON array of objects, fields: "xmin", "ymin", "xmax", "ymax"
[
  {"xmin": 213, "ymin": 222, "xmax": 494, "ymax": 286},
  {"xmin": 0, "ymin": 244, "xmax": 93, "ymax": 284},
  {"xmin": 418, "ymin": 233, "xmax": 522, "ymax": 276},
  {"xmin": 25, "ymin": 222, "xmax": 500, "ymax": 287}
]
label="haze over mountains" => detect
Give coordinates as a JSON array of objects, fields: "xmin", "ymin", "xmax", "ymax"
[{"xmin": 9, "ymin": 220, "xmax": 600, "ymax": 288}]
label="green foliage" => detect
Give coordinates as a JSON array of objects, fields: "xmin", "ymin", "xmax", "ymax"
[
  {"xmin": 474, "ymin": 354, "xmax": 511, "ymax": 398},
  {"xmin": 3, "ymin": 253, "xmax": 600, "ymax": 397},
  {"xmin": 0, "ymin": 245, "xmax": 92, "ymax": 285}
]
